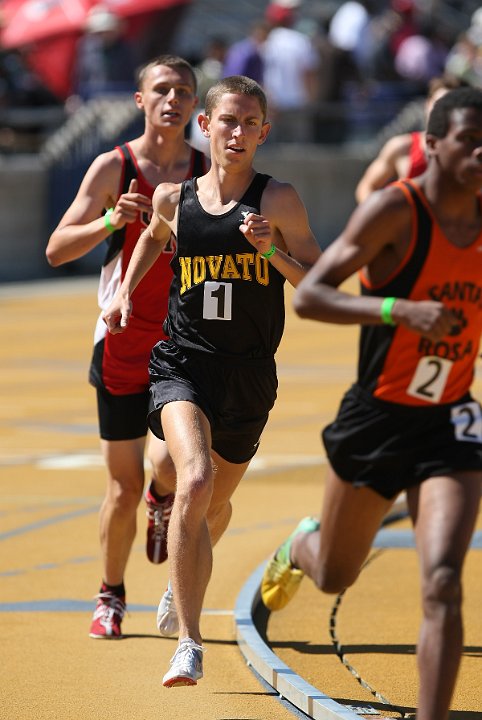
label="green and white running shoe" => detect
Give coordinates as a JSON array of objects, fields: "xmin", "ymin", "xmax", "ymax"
[{"xmin": 261, "ymin": 516, "xmax": 320, "ymax": 611}]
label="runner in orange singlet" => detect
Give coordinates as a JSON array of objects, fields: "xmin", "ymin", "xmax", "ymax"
[{"xmin": 263, "ymin": 87, "xmax": 482, "ymax": 720}]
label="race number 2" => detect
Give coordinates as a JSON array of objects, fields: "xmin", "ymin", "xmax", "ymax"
[
  {"xmin": 407, "ymin": 355, "xmax": 452, "ymax": 403},
  {"xmin": 451, "ymin": 401, "xmax": 482, "ymax": 443},
  {"xmin": 203, "ymin": 281, "xmax": 232, "ymax": 320}
]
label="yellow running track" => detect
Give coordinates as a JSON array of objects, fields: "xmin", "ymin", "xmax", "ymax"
[{"xmin": 1, "ymin": 278, "xmax": 480, "ymax": 720}]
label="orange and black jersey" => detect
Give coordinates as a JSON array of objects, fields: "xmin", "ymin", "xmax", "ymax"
[{"xmin": 358, "ymin": 179, "xmax": 482, "ymax": 406}]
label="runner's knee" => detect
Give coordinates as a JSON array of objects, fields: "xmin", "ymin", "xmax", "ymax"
[
  {"xmin": 313, "ymin": 563, "xmax": 360, "ymax": 595},
  {"xmin": 104, "ymin": 478, "xmax": 143, "ymax": 513},
  {"xmin": 176, "ymin": 463, "xmax": 215, "ymax": 517},
  {"xmin": 422, "ymin": 565, "xmax": 462, "ymax": 617}
]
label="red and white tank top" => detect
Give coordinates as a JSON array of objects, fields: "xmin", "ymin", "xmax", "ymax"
[{"xmin": 92, "ymin": 142, "xmax": 207, "ymax": 394}]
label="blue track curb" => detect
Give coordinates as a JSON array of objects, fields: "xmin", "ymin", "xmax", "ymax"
[{"xmin": 234, "ymin": 561, "xmax": 361, "ymax": 720}]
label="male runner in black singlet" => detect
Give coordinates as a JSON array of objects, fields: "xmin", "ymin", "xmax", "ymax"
[
  {"xmin": 262, "ymin": 87, "xmax": 482, "ymax": 720},
  {"xmin": 103, "ymin": 75, "xmax": 321, "ymax": 686}
]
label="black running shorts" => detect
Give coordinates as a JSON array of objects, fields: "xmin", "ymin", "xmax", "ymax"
[
  {"xmin": 322, "ymin": 383, "xmax": 482, "ymax": 500},
  {"xmin": 96, "ymin": 385, "xmax": 149, "ymax": 441},
  {"xmin": 148, "ymin": 340, "xmax": 278, "ymax": 464}
]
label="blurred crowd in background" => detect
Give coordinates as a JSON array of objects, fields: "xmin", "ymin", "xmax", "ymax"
[{"xmin": 0, "ymin": 0, "xmax": 481, "ymax": 152}]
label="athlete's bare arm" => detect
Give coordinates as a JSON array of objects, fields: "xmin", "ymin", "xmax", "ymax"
[
  {"xmin": 240, "ymin": 179, "xmax": 321, "ymax": 287},
  {"xmin": 46, "ymin": 150, "xmax": 152, "ymax": 266},
  {"xmin": 294, "ymin": 186, "xmax": 457, "ymax": 342},
  {"xmin": 102, "ymin": 182, "xmax": 180, "ymax": 333},
  {"xmin": 355, "ymin": 133, "xmax": 413, "ymax": 204}
]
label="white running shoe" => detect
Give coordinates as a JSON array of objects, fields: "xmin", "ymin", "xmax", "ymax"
[
  {"xmin": 157, "ymin": 582, "xmax": 179, "ymax": 637},
  {"xmin": 162, "ymin": 638, "xmax": 204, "ymax": 687}
]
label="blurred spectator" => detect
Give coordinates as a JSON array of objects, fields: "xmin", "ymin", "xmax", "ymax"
[
  {"xmin": 445, "ymin": 10, "xmax": 482, "ymax": 88},
  {"xmin": 0, "ymin": 46, "xmax": 59, "ymax": 108},
  {"xmin": 194, "ymin": 36, "xmax": 228, "ymax": 106},
  {"xmin": 354, "ymin": 0, "xmax": 420, "ymax": 82},
  {"xmin": 0, "ymin": 7, "xmax": 59, "ymax": 111},
  {"xmin": 356, "ymin": 5, "xmax": 406, "ymax": 81},
  {"xmin": 309, "ymin": 9, "xmax": 357, "ymax": 101},
  {"xmin": 317, "ymin": 0, "xmax": 374, "ymax": 141},
  {"xmin": 188, "ymin": 37, "xmax": 227, "ymax": 154},
  {"xmin": 388, "ymin": 0, "xmax": 419, "ymax": 56},
  {"xmin": 0, "ymin": 17, "xmax": 62, "ymax": 153},
  {"xmin": 306, "ymin": 11, "xmax": 357, "ymax": 143},
  {"xmin": 328, "ymin": 0, "xmax": 371, "ymax": 56},
  {"xmin": 73, "ymin": 5, "xmax": 136, "ymax": 102},
  {"xmin": 471, "ymin": 7, "xmax": 482, "ymax": 39},
  {"xmin": 355, "ymin": 73, "xmax": 466, "ymax": 202},
  {"xmin": 262, "ymin": 1, "xmax": 319, "ymax": 142},
  {"xmin": 394, "ymin": 18, "xmax": 450, "ymax": 89},
  {"xmin": 222, "ymin": 21, "xmax": 270, "ymax": 84}
]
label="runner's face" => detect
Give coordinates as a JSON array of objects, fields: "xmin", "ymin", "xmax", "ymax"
[
  {"xmin": 203, "ymin": 93, "xmax": 270, "ymax": 168},
  {"xmin": 430, "ymin": 108, "xmax": 482, "ymax": 189},
  {"xmin": 137, "ymin": 65, "xmax": 197, "ymax": 130}
]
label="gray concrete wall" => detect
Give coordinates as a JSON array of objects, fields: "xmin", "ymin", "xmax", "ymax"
[
  {"xmin": 256, "ymin": 144, "xmax": 367, "ymax": 248},
  {"xmin": 0, "ymin": 157, "xmax": 50, "ymax": 282},
  {"xmin": 0, "ymin": 146, "xmax": 369, "ymax": 283}
]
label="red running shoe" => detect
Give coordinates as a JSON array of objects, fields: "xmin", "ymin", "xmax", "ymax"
[
  {"xmin": 145, "ymin": 485, "xmax": 174, "ymax": 564},
  {"xmin": 89, "ymin": 590, "xmax": 126, "ymax": 639}
]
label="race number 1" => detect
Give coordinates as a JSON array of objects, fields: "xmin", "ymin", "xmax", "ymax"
[
  {"xmin": 203, "ymin": 281, "xmax": 232, "ymax": 320},
  {"xmin": 406, "ymin": 355, "xmax": 452, "ymax": 403}
]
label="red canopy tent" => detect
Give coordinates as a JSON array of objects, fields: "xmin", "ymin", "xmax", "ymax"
[{"xmin": 0, "ymin": 0, "xmax": 192, "ymax": 99}]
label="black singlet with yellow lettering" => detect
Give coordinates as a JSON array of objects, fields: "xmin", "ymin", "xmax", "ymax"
[{"xmin": 164, "ymin": 173, "xmax": 286, "ymax": 359}]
